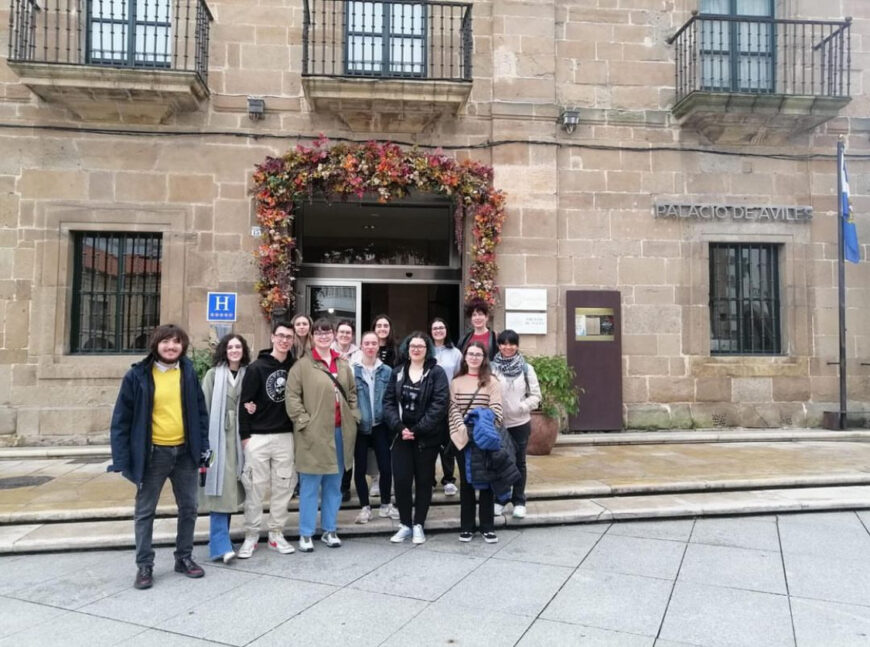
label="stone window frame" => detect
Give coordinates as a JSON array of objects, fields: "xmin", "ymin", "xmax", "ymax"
[
  {"xmin": 688, "ymin": 230, "xmax": 810, "ymax": 378},
  {"xmin": 34, "ymin": 203, "xmax": 188, "ymax": 380}
]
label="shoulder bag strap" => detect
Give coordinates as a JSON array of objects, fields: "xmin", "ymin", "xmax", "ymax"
[{"xmin": 315, "ymin": 363, "xmax": 349, "ymax": 404}]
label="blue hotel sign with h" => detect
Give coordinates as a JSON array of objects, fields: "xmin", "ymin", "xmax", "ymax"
[{"xmin": 207, "ymin": 292, "xmax": 237, "ymax": 323}]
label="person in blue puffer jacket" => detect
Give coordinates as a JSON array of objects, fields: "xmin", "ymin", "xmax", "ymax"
[{"xmin": 351, "ymin": 331, "xmax": 396, "ymax": 524}]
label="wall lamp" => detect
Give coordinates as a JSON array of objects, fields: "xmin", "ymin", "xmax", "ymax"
[
  {"xmin": 559, "ymin": 109, "xmax": 580, "ymax": 134},
  {"xmin": 247, "ymin": 96, "xmax": 265, "ymax": 121}
]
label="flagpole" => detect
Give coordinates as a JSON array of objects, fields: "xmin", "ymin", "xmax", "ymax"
[{"xmin": 836, "ymin": 138, "xmax": 847, "ymax": 430}]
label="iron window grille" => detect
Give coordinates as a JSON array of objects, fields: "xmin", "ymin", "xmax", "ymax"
[
  {"xmin": 699, "ymin": 0, "xmax": 775, "ymax": 93},
  {"xmin": 87, "ymin": 0, "xmax": 172, "ymax": 67},
  {"xmin": 709, "ymin": 242, "xmax": 782, "ymax": 355},
  {"xmin": 70, "ymin": 232, "xmax": 162, "ymax": 354},
  {"xmin": 345, "ymin": 1, "xmax": 426, "ymax": 76}
]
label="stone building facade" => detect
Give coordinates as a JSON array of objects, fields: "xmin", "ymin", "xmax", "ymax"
[{"xmin": 0, "ymin": 0, "xmax": 868, "ymax": 444}]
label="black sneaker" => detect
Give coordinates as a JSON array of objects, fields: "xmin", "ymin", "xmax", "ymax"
[
  {"xmin": 482, "ymin": 532, "xmax": 498, "ymax": 544},
  {"xmin": 341, "ymin": 489, "xmax": 351, "ymax": 503},
  {"xmin": 458, "ymin": 532, "xmax": 473, "ymax": 543},
  {"xmin": 174, "ymin": 557, "xmax": 205, "ymax": 578},
  {"xmin": 134, "ymin": 565, "xmax": 153, "ymax": 589}
]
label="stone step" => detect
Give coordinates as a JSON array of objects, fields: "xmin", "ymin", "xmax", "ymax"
[
  {"xmin": 4, "ymin": 470, "xmax": 870, "ymax": 525},
  {"xmin": 3, "ymin": 483, "xmax": 869, "ymax": 554}
]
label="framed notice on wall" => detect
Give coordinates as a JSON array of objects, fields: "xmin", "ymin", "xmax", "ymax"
[
  {"xmin": 574, "ymin": 307, "xmax": 615, "ymax": 342},
  {"xmin": 505, "ymin": 311, "xmax": 547, "ymax": 335},
  {"xmin": 505, "ymin": 288, "xmax": 547, "ymax": 311}
]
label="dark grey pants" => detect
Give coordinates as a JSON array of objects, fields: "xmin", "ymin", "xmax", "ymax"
[{"xmin": 134, "ymin": 444, "xmax": 198, "ymax": 567}]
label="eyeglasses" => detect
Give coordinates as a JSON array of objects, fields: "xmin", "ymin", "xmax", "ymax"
[
  {"xmin": 313, "ymin": 330, "xmax": 333, "ymax": 337},
  {"xmin": 431, "ymin": 325, "xmax": 446, "ymax": 331},
  {"xmin": 273, "ymin": 333, "xmax": 293, "ymax": 341},
  {"xmin": 408, "ymin": 344, "xmax": 427, "ymax": 350}
]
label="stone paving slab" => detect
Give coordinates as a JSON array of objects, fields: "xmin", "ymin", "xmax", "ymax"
[{"xmin": 2, "ymin": 484, "xmax": 869, "ymax": 553}]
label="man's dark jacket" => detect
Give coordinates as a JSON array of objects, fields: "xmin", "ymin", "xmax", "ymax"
[{"xmin": 108, "ymin": 354, "xmax": 209, "ymax": 486}]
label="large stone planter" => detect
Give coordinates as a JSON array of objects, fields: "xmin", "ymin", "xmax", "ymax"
[{"xmin": 527, "ymin": 411, "xmax": 559, "ymax": 456}]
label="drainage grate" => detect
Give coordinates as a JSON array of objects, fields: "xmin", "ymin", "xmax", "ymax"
[{"xmin": 0, "ymin": 476, "xmax": 54, "ymax": 489}]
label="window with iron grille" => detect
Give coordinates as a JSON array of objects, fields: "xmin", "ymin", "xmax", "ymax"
[
  {"xmin": 700, "ymin": 0, "xmax": 774, "ymax": 93},
  {"xmin": 70, "ymin": 232, "xmax": 162, "ymax": 353},
  {"xmin": 87, "ymin": 0, "xmax": 172, "ymax": 67},
  {"xmin": 709, "ymin": 242, "xmax": 781, "ymax": 354},
  {"xmin": 345, "ymin": 1, "xmax": 426, "ymax": 77}
]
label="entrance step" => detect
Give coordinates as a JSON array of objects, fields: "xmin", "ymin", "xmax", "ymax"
[{"xmin": 3, "ymin": 482, "xmax": 869, "ymax": 553}]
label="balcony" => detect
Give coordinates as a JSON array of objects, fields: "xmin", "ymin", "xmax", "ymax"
[
  {"xmin": 301, "ymin": 0, "xmax": 473, "ymax": 133},
  {"xmin": 668, "ymin": 13, "xmax": 851, "ymax": 144},
  {"xmin": 7, "ymin": 0, "xmax": 212, "ymax": 123}
]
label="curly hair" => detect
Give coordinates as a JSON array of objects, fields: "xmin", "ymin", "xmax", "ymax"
[{"xmin": 212, "ymin": 333, "xmax": 251, "ymax": 367}]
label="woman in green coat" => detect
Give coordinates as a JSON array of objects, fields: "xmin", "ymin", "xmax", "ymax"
[{"xmin": 199, "ymin": 334, "xmax": 251, "ymax": 563}]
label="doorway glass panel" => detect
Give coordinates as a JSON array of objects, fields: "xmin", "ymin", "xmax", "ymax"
[{"xmin": 304, "ymin": 282, "xmax": 361, "ymax": 333}]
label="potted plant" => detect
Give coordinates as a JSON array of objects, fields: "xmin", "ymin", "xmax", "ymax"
[{"xmin": 524, "ymin": 355, "xmax": 582, "ymax": 455}]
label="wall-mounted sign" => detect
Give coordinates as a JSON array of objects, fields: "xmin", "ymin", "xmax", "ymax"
[
  {"xmin": 505, "ymin": 311, "xmax": 547, "ymax": 335},
  {"xmin": 207, "ymin": 292, "xmax": 237, "ymax": 322},
  {"xmin": 574, "ymin": 307, "xmax": 615, "ymax": 342},
  {"xmin": 505, "ymin": 288, "xmax": 547, "ymax": 311},
  {"xmin": 654, "ymin": 202, "xmax": 812, "ymax": 222}
]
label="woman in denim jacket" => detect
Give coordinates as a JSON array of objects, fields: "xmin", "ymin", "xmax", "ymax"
[{"xmin": 352, "ymin": 331, "xmax": 396, "ymax": 524}]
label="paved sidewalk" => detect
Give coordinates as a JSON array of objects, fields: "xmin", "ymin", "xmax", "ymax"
[
  {"xmin": 1, "ymin": 433, "xmax": 870, "ymax": 552},
  {"xmin": 1, "ymin": 511, "xmax": 869, "ymax": 646}
]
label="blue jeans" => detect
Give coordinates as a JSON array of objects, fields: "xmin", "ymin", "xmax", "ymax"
[
  {"xmin": 298, "ymin": 428, "xmax": 344, "ymax": 537},
  {"xmin": 134, "ymin": 444, "xmax": 198, "ymax": 567},
  {"xmin": 507, "ymin": 421, "xmax": 531, "ymax": 506},
  {"xmin": 208, "ymin": 513, "xmax": 233, "ymax": 560}
]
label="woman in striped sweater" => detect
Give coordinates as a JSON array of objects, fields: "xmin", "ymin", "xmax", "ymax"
[{"xmin": 448, "ymin": 341, "xmax": 503, "ymax": 543}]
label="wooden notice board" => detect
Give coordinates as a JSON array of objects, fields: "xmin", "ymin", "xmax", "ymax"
[{"xmin": 566, "ymin": 290, "xmax": 623, "ymax": 431}]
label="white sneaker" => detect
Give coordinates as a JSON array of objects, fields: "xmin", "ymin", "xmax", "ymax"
[
  {"xmin": 412, "ymin": 524, "xmax": 426, "ymax": 545},
  {"xmin": 237, "ymin": 535, "xmax": 258, "ymax": 559},
  {"xmin": 355, "ymin": 505, "xmax": 372, "ymax": 524},
  {"xmin": 390, "ymin": 524, "xmax": 412, "ymax": 543},
  {"xmin": 482, "ymin": 531, "xmax": 499, "ymax": 544},
  {"xmin": 494, "ymin": 503, "xmax": 504, "ymax": 516},
  {"xmin": 513, "ymin": 505, "xmax": 527, "ymax": 519},
  {"xmin": 222, "ymin": 550, "xmax": 236, "ymax": 564},
  {"xmin": 321, "ymin": 531, "xmax": 342, "ymax": 548},
  {"xmin": 443, "ymin": 482, "xmax": 458, "ymax": 496},
  {"xmin": 379, "ymin": 503, "xmax": 400, "ymax": 520},
  {"xmin": 268, "ymin": 531, "xmax": 295, "ymax": 554},
  {"xmin": 370, "ymin": 481, "xmax": 380, "ymax": 498},
  {"xmin": 298, "ymin": 536, "xmax": 314, "ymax": 552}
]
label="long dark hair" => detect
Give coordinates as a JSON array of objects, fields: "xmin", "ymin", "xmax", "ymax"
[
  {"xmin": 213, "ymin": 333, "xmax": 251, "ymax": 367},
  {"xmin": 457, "ymin": 341, "xmax": 493, "ymax": 388},
  {"xmin": 430, "ymin": 317, "xmax": 454, "ymax": 348},
  {"xmin": 371, "ymin": 313, "xmax": 395, "ymax": 348}
]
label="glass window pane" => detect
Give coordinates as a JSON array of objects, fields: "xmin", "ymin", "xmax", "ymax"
[
  {"xmin": 390, "ymin": 4, "xmax": 424, "ymax": 36},
  {"xmin": 91, "ymin": 0, "xmax": 127, "ymax": 20},
  {"xmin": 72, "ymin": 232, "xmax": 162, "ymax": 354},
  {"xmin": 701, "ymin": 0, "xmax": 730, "ymax": 14},
  {"xmin": 136, "ymin": 0, "xmax": 171, "ymax": 22},
  {"xmin": 348, "ymin": 1, "xmax": 383, "ymax": 33},
  {"xmin": 736, "ymin": 0, "xmax": 771, "ymax": 17},
  {"xmin": 347, "ymin": 35, "xmax": 383, "ymax": 72}
]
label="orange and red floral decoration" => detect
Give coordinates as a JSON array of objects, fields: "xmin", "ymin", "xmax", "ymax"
[{"xmin": 252, "ymin": 137, "xmax": 506, "ymax": 318}]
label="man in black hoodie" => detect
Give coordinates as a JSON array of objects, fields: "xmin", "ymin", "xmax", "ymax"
[{"xmin": 237, "ymin": 320, "xmax": 297, "ymax": 558}]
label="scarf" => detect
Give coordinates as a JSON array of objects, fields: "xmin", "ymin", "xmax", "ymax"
[
  {"xmin": 205, "ymin": 364, "xmax": 245, "ymax": 496},
  {"xmin": 492, "ymin": 351, "xmax": 525, "ymax": 379}
]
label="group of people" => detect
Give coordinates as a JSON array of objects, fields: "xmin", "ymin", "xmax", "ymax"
[{"xmin": 109, "ymin": 299, "xmax": 542, "ymax": 590}]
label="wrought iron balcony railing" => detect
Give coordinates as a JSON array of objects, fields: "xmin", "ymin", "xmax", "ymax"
[
  {"xmin": 302, "ymin": 0, "xmax": 472, "ymax": 82},
  {"xmin": 668, "ymin": 13, "xmax": 851, "ymax": 105},
  {"xmin": 7, "ymin": 0, "xmax": 213, "ymax": 84}
]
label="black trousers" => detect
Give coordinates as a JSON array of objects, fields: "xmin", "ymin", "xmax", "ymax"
[
  {"xmin": 391, "ymin": 439, "xmax": 438, "ymax": 527},
  {"xmin": 457, "ymin": 446, "xmax": 494, "ymax": 533}
]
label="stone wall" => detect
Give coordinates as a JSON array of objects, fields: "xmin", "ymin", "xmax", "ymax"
[{"xmin": 0, "ymin": 0, "xmax": 868, "ymax": 442}]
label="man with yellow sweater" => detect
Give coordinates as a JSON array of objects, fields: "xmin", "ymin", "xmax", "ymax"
[{"xmin": 110, "ymin": 324, "xmax": 210, "ymax": 590}]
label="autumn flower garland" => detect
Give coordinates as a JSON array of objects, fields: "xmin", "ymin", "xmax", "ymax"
[{"xmin": 252, "ymin": 138, "xmax": 506, "ymax": 318}]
